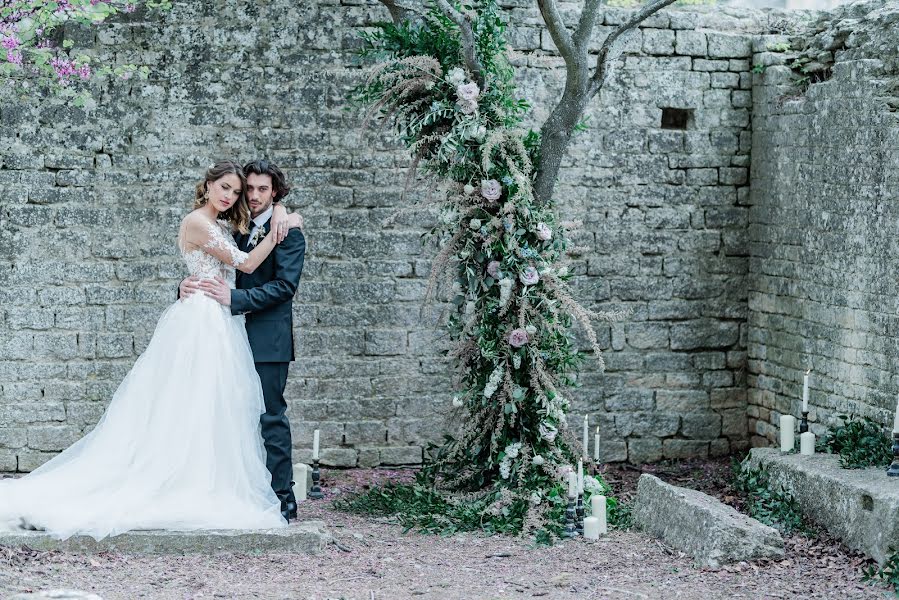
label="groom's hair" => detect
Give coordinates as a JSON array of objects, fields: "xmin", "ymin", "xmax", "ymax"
[{"xmin": 243, "ymin": 159, "xmax": 291, "ymax": 203}]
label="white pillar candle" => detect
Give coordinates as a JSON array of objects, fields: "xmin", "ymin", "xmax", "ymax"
[
  {"xmin": 582, "ymin": 415, "xmax": 589, "ymax": 459},
  {"xmin": 584, "ymin": 516, "xmax": 600, "ymax": 540},
  {"xmin": 594, "ymin": 427, "xmax": 600, "ymax": 462},
  {"xmin": 802, "ymin": 371, "xmax": 809, "ymax": 413},
  {"xmin": 312, "ymin": 429, "xmax": 320, "ymax": 460},
  {"xmin": 590, "ymin": 494, "xmax": 608, "ymax": 535},
  {"xmin": 577, "ymin": 460, "xmax": 584, "ymax": 494},
  {"xmin": 567, "ymin": 470, "xmax": 577, "ymax": 499},
  {"xmin": 292, "ymin": 464, "xmax": 308, "ymax": 502},
  {"xmin": 800, "ymin": 431, "xmax": 815, "ymax": 456},
  {"xmin": 779, "ymin": 415, "xmax": 796, "ymax": 452},
  {"xmin": 893, "ymin": 395, "xmax": 899, "ymax": 434}
]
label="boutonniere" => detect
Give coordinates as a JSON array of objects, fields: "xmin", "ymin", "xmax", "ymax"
[{"xmin": 249, "ymin": 227, "xmax": 266, "ymax": 248}]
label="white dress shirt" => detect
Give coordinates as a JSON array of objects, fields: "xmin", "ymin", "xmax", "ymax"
[{"xmin": 249, "ymin": 205, "xmax": 274, "ymax": 242}]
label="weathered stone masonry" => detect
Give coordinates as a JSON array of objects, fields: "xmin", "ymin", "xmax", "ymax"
[{"xmin": 0, "ymin": 0, "xmax": 894, "ymax": 471}]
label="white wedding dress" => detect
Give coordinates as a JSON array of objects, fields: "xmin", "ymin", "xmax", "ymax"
[{"xmin": 0, "ymin": 218, "xmax": 286, "ymax": 540}]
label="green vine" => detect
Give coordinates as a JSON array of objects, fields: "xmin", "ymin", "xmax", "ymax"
[
  {"xmin": 864, "ymin": 548, "xmax": 899, "ymax": 597},
  {"xmin": 732, "ymin": 460, "xmax": 810, "ymax": 535}
]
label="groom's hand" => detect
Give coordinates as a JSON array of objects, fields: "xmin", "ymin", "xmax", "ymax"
[
  {"xmin": 199, "ymin": 276, "xmax": 231, "ymax": 306},
  {"xmin": 179, "ymin": 276, "xmax": 200, "ymax": 300}
]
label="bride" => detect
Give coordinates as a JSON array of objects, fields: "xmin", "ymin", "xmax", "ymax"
[{"xmin": 0, "ymin": 161, "xmax": 303, "ymax": 540}]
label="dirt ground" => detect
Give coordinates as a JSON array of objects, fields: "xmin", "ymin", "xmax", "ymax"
[{"xmin": 0, "ymin": 459, "xmax": 888, "ymax": 600}]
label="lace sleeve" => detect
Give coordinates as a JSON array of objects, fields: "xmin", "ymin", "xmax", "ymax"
[
  {"xmin": 203, "ymin": 221, "xmax": 248, "ymax": 267},
  {"xmin": 183, "ymin": 217, "xmax": 249, "ymax": 268}
]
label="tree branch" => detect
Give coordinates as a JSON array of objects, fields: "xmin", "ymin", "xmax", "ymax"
[
  {"xmin": 377, "ymin": 0, "xmax": 414, "ymax": 25},
  {"xmin": 435, "ymin": 0, "xmax": 486, "ymax": 88},
  {"xmin": 534, "ymin": 0, "xmax": 678, "ymax": 205},
  {"xmin": 536, "ymin": 0, "xmax": 575, "ymax": 62},
  {"xmin": 572, "ymin": 0, "xmax": 602, "ymax": 52},
  {"xmin": 588, "ymin": 0, "xmax": 679, "ymax": 97}
]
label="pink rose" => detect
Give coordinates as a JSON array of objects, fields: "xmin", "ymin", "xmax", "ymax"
[
  {"xmin": 536, "ymin": 222, "xmax": 552, "ymax": 241},
  {"xmin": 456, "ymin": 82, "xmax": 480, "ymax": 102},
  {"xmin": 487, "ymin": 260, "xmax": 501, "ymax": 278},
  {"xmin": 519, "ymin": 266, "xmax": 539, "ymax": 286},
  {"xmin": 509, "ymin": 328, "xmax": 530, "ymax": 348},
  {"xmin": 481, "ymin": 179, "xmax": 502, "ymax": 202}
]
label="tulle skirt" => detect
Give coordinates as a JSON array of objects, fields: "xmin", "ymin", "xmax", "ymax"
[{"xmin": 0, "ymin": 293, "xmax": 286, "ymax": 540}]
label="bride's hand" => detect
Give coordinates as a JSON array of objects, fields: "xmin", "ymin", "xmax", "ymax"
[
  {"xmin": 287, "ymin": 212, "xmax": 304, "ymax": 231},
  {"xmin": 270, "ymin": 204, "xmax": 289, "ymax": 244}
]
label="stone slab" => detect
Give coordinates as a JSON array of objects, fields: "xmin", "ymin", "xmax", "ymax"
[
  {"xmin": 0, "ymin": 521, "xmax": 329, "ymax": 555},
  {"xmin": 633, "ymin": 473, "xmax": 784, "ymax": 568},
  {"xmin": 748, "ymin": 448, "xmax": 899, "ymax": 565}
]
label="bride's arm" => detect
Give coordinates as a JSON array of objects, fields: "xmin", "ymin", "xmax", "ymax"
[
  {"xmin": 182, "ymin": 216, "xmax": 276, "ymax": 274},
  {"xmin": 270, "ymin": 205, "xmax": 304, "ymax": 243}
]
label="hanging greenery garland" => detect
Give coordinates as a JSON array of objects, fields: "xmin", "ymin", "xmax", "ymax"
[{"xmin": 344, "ymin": 0, "xmax": 628, "ymax": 542}]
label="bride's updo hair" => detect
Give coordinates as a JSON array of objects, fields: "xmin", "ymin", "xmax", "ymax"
[{"xmin": 195, "ymin": 160, "xmax": 252, "ymax": 234}]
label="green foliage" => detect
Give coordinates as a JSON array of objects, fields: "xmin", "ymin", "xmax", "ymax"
[
  {"xmin": 335, "ymin": 464, "xmax": 626, "ymax": 543},
  {"xmin": 818, "ymin": 415, "xmax": 892, "ymax": 469},
  {"xmin": 863, "ymin": 548, "xmax": 899, "ymax": 596},
  {"xmin": 767, "ymin": 42, "xmax": 792, "ymax": 52},
  {"xmin": 752, "ymin": 64, "xmax": 767, "ymax": 74},
  {"xmin": 731, "ymin": 460, "xmax": 809, "ymax": 534}
]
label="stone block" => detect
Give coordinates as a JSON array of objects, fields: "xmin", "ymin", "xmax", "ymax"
[
  {"xmin": 656, "ymin": 390, "xmax": 709, "ymax": 411},
  {"xmin": 344, "ymin": 421, "xmax": 388, "ymax": 445},
  {"xmin": 628, "ymin": 438, "xmax": 663, "ymax": 463},
  {"xmin": 379, "ymin": 446, "xmax": 422, "ymax": 465},
  {"xmin": 748, "ymin": 449, "xmax": 899, "ymax": 565},
  {"xmin": 663, "ymin": 439, "xmax": 709, "ymax": 459},
  {"xmin": 319, "ymin": 448, "xmax": 358, "ymax": 468},
  {"xmin": 26, "ymin": 426, "xmax": 83, "ymax": 452},
  {"xmin": 706, "ymin": 33, "xmax": 752, "ymax": 58},
  {"xmin": 680, "ymin": 413, "xmax": 723, "ymax": 439},
  {"xmin": 615, "ymin": 412, "xmax": 680, "ymax": 437},
  {"xmin": 0, "ymin": 522, "xmax": 329, "ymax": 555},
  {"xmin": 674, "ymin": 30, "xmax": 707, "ymax": 56},
  {"xmin": 633, "ymin": 474, "xmax": 784, "ymax": 567}
]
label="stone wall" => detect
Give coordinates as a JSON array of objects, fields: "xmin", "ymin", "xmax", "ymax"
[
  {"xmin": 746, "ymin": 2, "xmax": 899, "ymax": 445},
  {"xmin": 0, "ymin": 0, "xmax": 813, "ymax": 472}
]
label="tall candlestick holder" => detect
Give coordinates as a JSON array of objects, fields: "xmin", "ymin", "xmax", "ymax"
[
  {"xmin": 888, "ymin": 433, "xmax": 899, "ymax": 477},
  {"xmin": 309, "ymin": 457, "xmax": 324, "ymax": 500},
  {"xmin": 563, "ymin": 496, "xmax": 578, "ymax": 538},
  {"xmin": 576, "ymin": 492, "xmax": 585, "ymax": 536},
  {"xmin": 799, "ymin": 411, "xmax": 809, "ymax": 434}
]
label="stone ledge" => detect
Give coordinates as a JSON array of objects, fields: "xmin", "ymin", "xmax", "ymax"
[
  {"xmin": 0, "ymin": 521, "xmax": 330, "ymax": 555},
  {"xmin": 633, "ymin": 473, "xmax": 784, "ymax": 568},
  {"xmin": 748, "ymin": 447, "xmax": 899, "ymax": 565}
]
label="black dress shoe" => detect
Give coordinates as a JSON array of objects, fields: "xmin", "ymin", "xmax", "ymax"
[{"xmin": 281, "ymin": 500, "xmax": 298, "ymax": 522}]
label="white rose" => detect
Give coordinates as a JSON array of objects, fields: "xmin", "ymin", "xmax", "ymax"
[
  {"xmin": 536, "ymin": 222, "xmax": 552, "ymax": 241},
  {"xmin": 525, "ymin": 324, "xmax": 536, "ymax": 336},
  {"xmin": 452, "ymin": 396, "xmax": 464, "ymax": 407},
  {"xmin": 447, "ymin": 67, "xmax": 465, "ymax": 86},
  {"xmin": 469, "ymin": 218, "xmax": 482, "ymax": 230},
  {"xmin": 532, "ymin": 455, "xmax": 545, "ymax": 466}
]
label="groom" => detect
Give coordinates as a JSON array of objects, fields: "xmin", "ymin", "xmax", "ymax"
[{"xmin": 180, "ymin": 159, "xmax": 306, "ymax": 522}]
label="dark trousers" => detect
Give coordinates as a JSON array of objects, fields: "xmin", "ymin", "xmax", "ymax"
[{"xmin": 254, "ymin": 361, "xmax": 294, "ymax": 505}]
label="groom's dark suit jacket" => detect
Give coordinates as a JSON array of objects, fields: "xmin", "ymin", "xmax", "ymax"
[{"xmin": 231, "ymin": 222, "xmax": 306, "ymax": 363}]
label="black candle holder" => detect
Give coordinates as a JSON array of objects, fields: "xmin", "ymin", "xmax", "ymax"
[
  {"xmin": 563, "ymin": 496, "xmax": 578, "ymax": 538},
  {"xmin": 576, "ymin": 493, "xmax": 585, "ymax": 536},
  {"xmin": 309, "ymin": 458, "xmax": 324, "ymax": 500},
  {"xmin": 799, "ymin": 410, "xmax": 809, "ymax": 434},
  {"xmin": 887, "ymin": 433, "xmax": 899, "ymax": 477}
]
